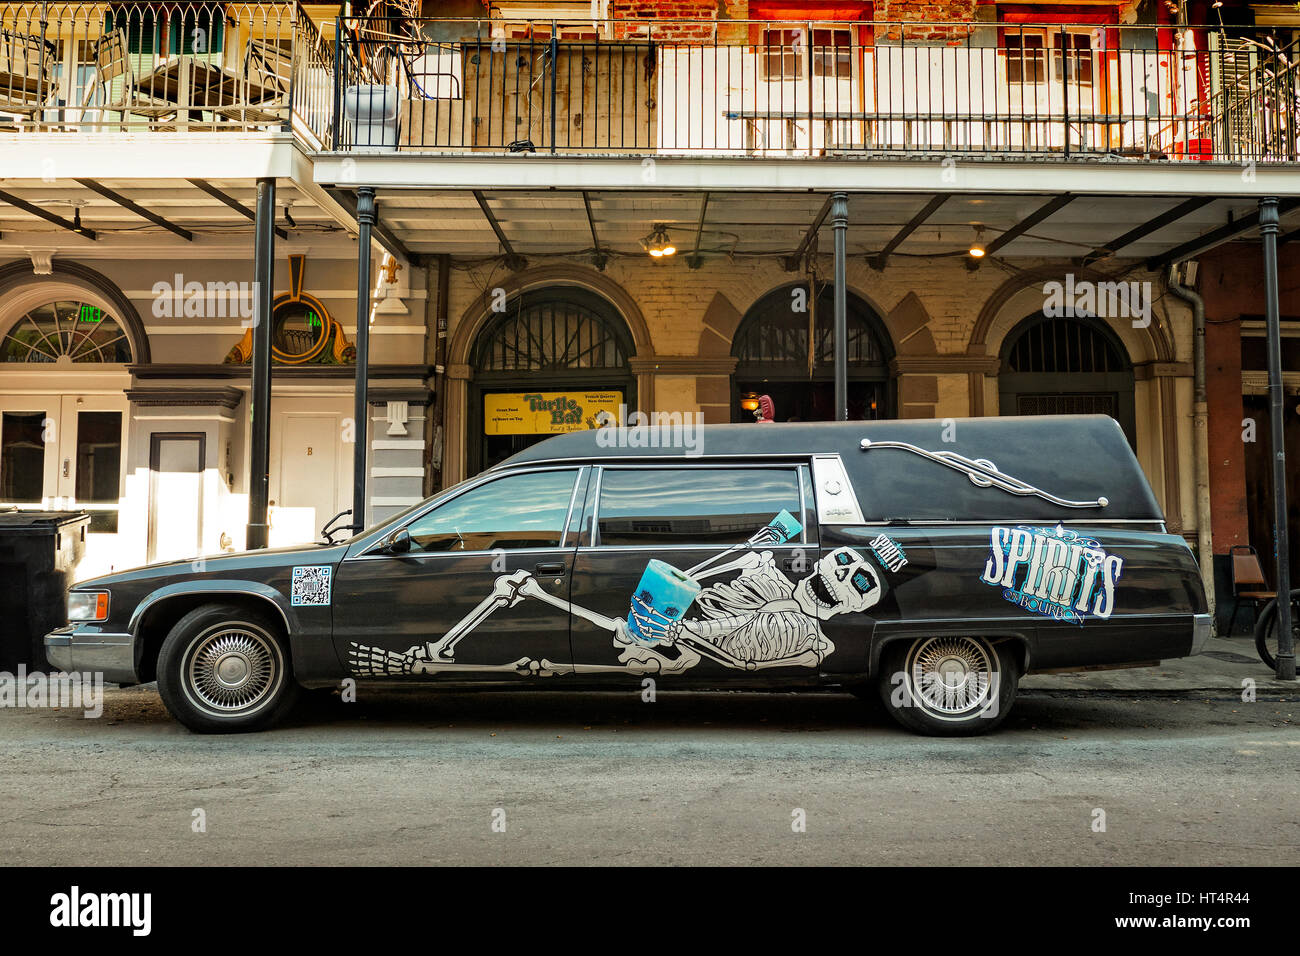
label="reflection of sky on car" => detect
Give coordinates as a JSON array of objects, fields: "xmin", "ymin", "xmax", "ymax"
[
  {"xmin": 413, "ymin": 471, "xmax": 575, "ymax": 533},
  {"xmin": 600, "ymin": 470, "xmax": 798, "ymax": 518}
]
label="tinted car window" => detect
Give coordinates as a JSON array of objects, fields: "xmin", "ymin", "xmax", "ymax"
[
  {"xmin": 597, "ymin": 468, "xmax": 802, "ymax": 546},
  {"xmin": 406, "ymin": 469, "xmax": 578, "ymax": 552}
]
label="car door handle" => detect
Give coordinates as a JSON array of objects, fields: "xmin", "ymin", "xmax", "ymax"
[{"xmin": 534, "ymin": 562, "xmax": 567, "ymax": 575}]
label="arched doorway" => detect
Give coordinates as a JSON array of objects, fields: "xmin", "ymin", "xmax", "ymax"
[
  {"xmin": 469, "ymin": 286, "xmax": 636, "ymax": 472},
  {"xmin": 731, "ymin": 283, "xmax": 894, "ymax": 422},
  {"xmin": 998, "ymin": 313, "xmax": 1136, "ymax": 445},
  {"xmin": 0, "ymin": 296, "xmax": 133, "ymax": 534}
]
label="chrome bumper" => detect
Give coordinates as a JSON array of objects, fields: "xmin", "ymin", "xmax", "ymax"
[
  {"xmin": 1190, "ymin": 613, "xmax": 1213, "ymax": 655},
  {"xmin": 43, "ymin": 627, "xmax": 138, "ymax": 684}
]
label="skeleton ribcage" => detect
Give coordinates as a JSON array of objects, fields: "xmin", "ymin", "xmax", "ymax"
[{"xmin": 714, "ymin": 611, "xmax": 820, "ymax": 662}]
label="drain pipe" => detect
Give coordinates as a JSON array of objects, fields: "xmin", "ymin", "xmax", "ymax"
[{"xmin": 1167, "ymin": 262, "xmax": 1216, "ymax": 624}]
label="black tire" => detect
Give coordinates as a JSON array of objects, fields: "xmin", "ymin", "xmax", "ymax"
[
  {"xmin": 156, "ymin": 603, "xmax": 300, "ymax": 734},
  {"xmin": 876, "ymin": 635, "xmax": 1019, "ymax": 736},
  {"xmin": 1254, "ymin": 588, "xmax": 1300, "ymax": 672}
]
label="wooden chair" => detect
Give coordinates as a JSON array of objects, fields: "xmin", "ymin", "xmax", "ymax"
[
  {"xmin": 78, "ymin": 30, "xmax": 178, "ymax": 129},
  {"xmin": 0, "ymin": 28, "xmax": 58, "ymax": 124},
  {"xmin": 216, "ymin": 37, "xmax": 294, "ymax": 125},
  {"xmin": 1227, "ymin": 544, "xmax": 1276, "ymax": 637}
]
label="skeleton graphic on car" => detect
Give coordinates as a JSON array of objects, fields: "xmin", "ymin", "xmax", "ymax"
[{"xmin": 347, "ymin": 510, "xmax": 885, "ymax": 678}]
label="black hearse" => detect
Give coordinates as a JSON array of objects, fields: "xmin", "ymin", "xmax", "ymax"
[{"xmin": 46, "ymin": 415, "xmax": 1209, "ymax": 736}]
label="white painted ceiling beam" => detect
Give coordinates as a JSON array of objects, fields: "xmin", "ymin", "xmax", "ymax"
[{"xmin": 315, "ymin": 154, "xmax": 1300, "ymax": 197}]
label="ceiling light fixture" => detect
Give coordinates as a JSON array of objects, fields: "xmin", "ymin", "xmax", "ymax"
[
  {"xmin": 968, "ymin": 224, "xmax": 986, "ymax": 259},
  {"xmin": 69, "ymin": 201, "xmax": 87, "ymax": 235},
  {"xmin": 640, "ymin": 223, "xmax": 676, "ymax": 258}
]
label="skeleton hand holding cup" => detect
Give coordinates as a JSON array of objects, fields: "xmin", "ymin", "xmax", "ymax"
[{"xmin": 624, "ymin": 510, "xmax": 806, "ymax": 646}]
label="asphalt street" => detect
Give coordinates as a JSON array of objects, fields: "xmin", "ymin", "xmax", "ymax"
[{"xmin": 1, "ymin": 683, "xmax": 1296, "ymax": 866}]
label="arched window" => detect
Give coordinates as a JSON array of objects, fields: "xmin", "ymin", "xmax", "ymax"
[
  {"xmin": 999, "ymin": 314, "xmax": 1135, "ymax": 444},
  {"xmin": 1, "ymin": 301, "xmax": 133, "ymax": 363},
  {"xmin": 474, "ymin": 287, "xmax": 632, "ymax": 373},
  {"xmin": 471, "ymin": 286, "xmax": 635, "ymax": 473},
  {"xmin": 731, "ymin": 283, "xmax": 893, "ymax": 422}
]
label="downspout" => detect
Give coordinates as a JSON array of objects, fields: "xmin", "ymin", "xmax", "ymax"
[{"xmin": 1167, "ymin": 262, "xmax": 1216, "ymax": 624}]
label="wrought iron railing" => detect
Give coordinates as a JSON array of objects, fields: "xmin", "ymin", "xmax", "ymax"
[
  {"xmin": 0, "ymin": 1, "xmax": 335, "ymax": 146},
  {"xmin": 4, "ymin": 9, "xmax": 1296, "ymax": 164},
  {"xmin": 1206, "ymin": 35, "xmax": 1300, "ymax": 163},
  {"xmin": 332, "ymin": 16, "xmax": 1300, "ymax": 162}
]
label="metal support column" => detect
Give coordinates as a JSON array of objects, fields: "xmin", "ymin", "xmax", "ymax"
[
  {"xmin": 245, "ymin": 178, "xmax": 276, "ymax": 550},
  {"xmin": 353, "ymin": 187, "xmax": 376, "ymax": 531},
  {"xmin": 831, "ymin": 192, "xmax": 849, "ymax": 422},
  {"xmin": 1260, "ymin": 198, "xmax": 1295, "ymax": 680}
]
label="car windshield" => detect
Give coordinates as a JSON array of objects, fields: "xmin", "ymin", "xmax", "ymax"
[{"xmin": 340, "ymin": 473, "xmax": 482, "ymax": 542}]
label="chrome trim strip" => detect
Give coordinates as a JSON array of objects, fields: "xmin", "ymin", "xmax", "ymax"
[
  {"xmin": 829, "ymin": 519, "xmax": 1167, "ymax": 527},
  {"xmin": 489, "ymin": 453, "xmax": 811, "ymax": 471},
  {"xmin": 586, "ymin": 465, "xmax": 604, "ymax": 547},
  {"xmin": 129, "ymin": 583, "xmax": 291, "ymax": 637},
  {"xmin": 1190, "ymin": 613, "xmax": 1212, "ymax": 654},
  {"xmin": 797, "ymin": 464, "xmax": 809, "ymax": 544},
  {"xmin": 587, "ymin": 462, "xmax": 804, "ymax": 470},
  {"xmin": 558, "ymin": 466, "xmax": 586, "ymax": 549},
  {"xmin": 811, "ymin": 455, "xmax": 865, "ymax": 525},
  {"xmin": 350, "ymin": 546, "xmax": 575, "ymax": 562},
  {"xmin": 42, "ymin": 630, "xmax": 137, "ymax": 683},
  {"xmin": 859, "ymin": 438, "xmax": 1108, "ymax": 509},
  {"xmin": 574, "ymin": 543, "xmax": 815, "ymax": 553}
]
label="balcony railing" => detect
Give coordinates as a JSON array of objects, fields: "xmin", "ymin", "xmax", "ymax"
[
  {"xmin": 334, "ymin": 16, "xmax": 1300, "ymax": 163},
  {"xmin": 0, "ymin": 1, "xmax": 334, "ymax": 147},
  {"xmin": 4, "ymin": 9, "xmax": 1296, "ymax": 166}
]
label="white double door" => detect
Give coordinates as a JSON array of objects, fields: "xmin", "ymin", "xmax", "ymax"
[{"xmin": 0, "ymin": 390, "xmax": 128, "ymax": 578}]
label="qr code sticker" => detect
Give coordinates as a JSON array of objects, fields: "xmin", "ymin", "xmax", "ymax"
[{"xmin": 291, "ymin": 566, "xmax": 332, "ymax": 607}]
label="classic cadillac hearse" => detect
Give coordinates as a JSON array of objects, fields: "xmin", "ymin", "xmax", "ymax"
[{"xmin": 46, "ymin": 415, "xmax": 1209, "ymax": 736}]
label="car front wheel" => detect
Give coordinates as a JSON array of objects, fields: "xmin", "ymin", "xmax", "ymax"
[
  {"xmin": 877, "ymin": 635, "xmax": 1018, "ymax": 736},
  {"xmin": 157, "ymin": 603, "xmax": 300, "ymax": 734}
]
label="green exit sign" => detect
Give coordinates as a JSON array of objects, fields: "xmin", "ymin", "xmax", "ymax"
[{"xmin": 78, "ymin": 305, "xmax": 104, "ymax": 324}]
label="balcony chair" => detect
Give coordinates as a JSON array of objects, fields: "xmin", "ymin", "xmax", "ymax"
[
  {"xmin": 78, "ymin": 30, "xmax": 179, "ymax": 130},
  {"xmin": 216, "ymin": 36, "xmax": 295, "ymax": 126},
  {"xmin": 0, "ymin": 27, "xmax": 58, "ymax": 127}
]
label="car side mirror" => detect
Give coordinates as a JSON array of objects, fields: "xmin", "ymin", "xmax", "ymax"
[{"xmin": 387, "ymin": 528, "xmax": 412, "ymax": 555}]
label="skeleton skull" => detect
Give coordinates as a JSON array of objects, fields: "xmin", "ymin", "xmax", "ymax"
[{"xmin": 794, "ymin": 547, "xmax": 883, "ymax": 620}]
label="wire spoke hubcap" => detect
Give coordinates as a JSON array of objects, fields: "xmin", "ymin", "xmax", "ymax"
[
  {"xmin": 186, "ymin": 628, "xmax": 279, "ymax": 713},
  {"xmin": 909, "ymin": 637, "xmax": 996, "ymax": 717}
]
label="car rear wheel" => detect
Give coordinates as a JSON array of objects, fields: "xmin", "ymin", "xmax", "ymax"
[
  {"xmin": 157, "ymin": 603, "xmax": 299, "ymax": 734},
  {"xmin": 877, "ymin": 635, "xmax": 1018, "ymax": 736}
]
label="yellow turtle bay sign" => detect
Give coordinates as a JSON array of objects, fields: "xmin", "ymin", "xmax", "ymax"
[{"xmin": 484, "ymin": 391, "xmax": 623, "ymax": 435}]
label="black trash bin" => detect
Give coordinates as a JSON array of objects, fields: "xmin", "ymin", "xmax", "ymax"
[{"xmin": 0, "ymin": 511, "xmax": 91, "ymax": 672}]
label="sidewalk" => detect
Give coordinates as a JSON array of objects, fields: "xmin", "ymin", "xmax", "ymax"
[{"xmin": 1021, "ymin": 634, "xmax": 1297, "ymax": 695}]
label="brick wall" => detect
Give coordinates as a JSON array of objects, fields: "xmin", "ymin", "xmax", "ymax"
[
  {"xmin": 611, "ymin": 0, "xmax": 723, "ymax": 39},
  {"xmin": 446, "ymin": 252, "xmax": 1009, "ymax": 363},
  {"xmin": 1199, "ymin": 242, "xmax": 1300, "ymax": 556},
  {"xmin": 877, "ymin": 0, "xmax": 978, "ymax": 40},
  {"xmin": 480, "ymin": 0, "xmax": 985, "ymax": 42}
]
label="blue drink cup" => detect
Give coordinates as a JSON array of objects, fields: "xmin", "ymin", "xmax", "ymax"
[
  {"xmin": 627, "ymin": 559, "xmax": 702, "ymax": 644},
  {"xmin": 764, "ymin": 509, "xmax": 802, "ymax": 544}
]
